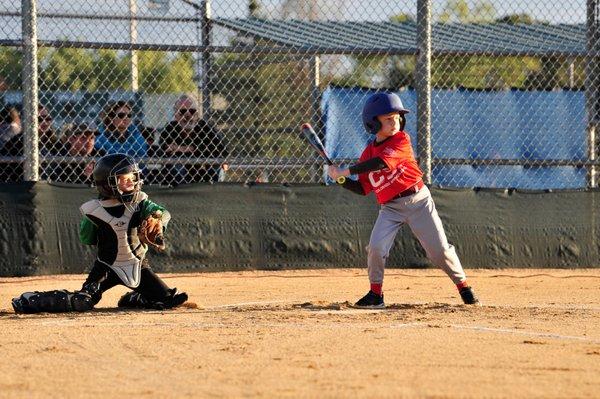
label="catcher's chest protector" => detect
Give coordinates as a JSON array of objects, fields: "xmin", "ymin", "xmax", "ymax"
[{"xmin": 80, "ymin": 192, "xmax": 149, "ymax": 288}]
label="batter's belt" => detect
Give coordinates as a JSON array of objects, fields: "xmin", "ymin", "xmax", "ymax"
[{"xmin": 389, "ymin": 180, "xmax": 425, "ymax": 201}]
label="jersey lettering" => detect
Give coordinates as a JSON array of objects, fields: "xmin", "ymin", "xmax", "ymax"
[
  {"xmin": 368, "ymin": 170, "xmax": 386, "ymax": 187},
  {"xmin": 358, "ymin": 132, "xmax": 423, "ymax": 204},
  {"xmin": 368, "ymin": 165, "xmax": 404, "ymax": 188}
]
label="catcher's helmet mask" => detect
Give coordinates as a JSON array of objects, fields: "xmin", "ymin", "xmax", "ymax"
[
  {"xmin": 93, "ymin": 153, "xmax": 143, "ymax": 205},
  {"xmin": 362, "ymin": 92, "xmax": 410, "ymax": 134}
]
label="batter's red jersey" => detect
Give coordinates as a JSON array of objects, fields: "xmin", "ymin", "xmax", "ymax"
[{"xmin": 358, "ymin": 131, "xmax": 423, "ymax": 204}]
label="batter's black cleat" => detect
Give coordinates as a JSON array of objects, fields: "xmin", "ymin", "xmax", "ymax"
[
  {"xmin": 354, "ymin": 290, "xmax": 385, "ymax": 309},
  {"xmin": 459, "ymin": 286, "xmax": 480, "ymax": 305}
]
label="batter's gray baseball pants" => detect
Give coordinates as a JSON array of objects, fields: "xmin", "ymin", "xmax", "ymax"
[{"xmin": 367, "ymin": 185, "xmax": 467, "ymax": 285}]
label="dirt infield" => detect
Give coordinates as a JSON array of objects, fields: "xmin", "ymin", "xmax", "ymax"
[{"xmin": 0, "ymin": 268, "xmax": 599, "ymax": 398}]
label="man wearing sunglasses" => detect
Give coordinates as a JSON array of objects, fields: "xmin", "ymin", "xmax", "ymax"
[{"xmin": 156, "ymin": 94, "xmax": 228, "ymax": 185}]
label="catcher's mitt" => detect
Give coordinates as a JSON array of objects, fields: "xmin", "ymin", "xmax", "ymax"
[{"xmin": 139, "ymin": 210, "xmax": 166, "ymax": 251}]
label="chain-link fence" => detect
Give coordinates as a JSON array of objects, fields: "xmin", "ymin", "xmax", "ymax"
[{"xmin": 0, "ymin": 0, "xmax": 597, "ymax": 188}]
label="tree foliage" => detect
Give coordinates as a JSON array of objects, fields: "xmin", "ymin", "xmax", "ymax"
[
  {"xmin": 0, "ymin": 47, "xmax": 195, "ymax": 93},
  {"xmin": 438, "ymin": 0, "xmax": 496, "ymax": 23},
  {"xmin": 379, "ymin": 2, "xmax": 581, "ymax": 90},
  {"xmin": 0, "ymin": 47, "xmax": 22, "ymax": 90},
  {"xmin": 212, "ymin": 49, "xmax": 314, "ymax": 158}
]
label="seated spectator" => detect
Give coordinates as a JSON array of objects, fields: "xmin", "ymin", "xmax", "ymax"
[
  {"xmin": 0, "ymin": 105, "xmax": 21, "ymax": 152},
  {"xmin": 38, "ymin": 105, "xmax": 59, "ymax": 156},
  {"xmin": 140, "ymin": 125, "xmax": 158, "ymax": 146},
  {"xmin": 0, "ymin": 105, "xmax": 58, "ymax": 156},
  {"xmin": 38, "ymin": 105, "xmax": 61, "ymax": 179},
  {"xmin": 0, "ymin": 105, "xmax": 21, "ymax": 182},
  {"xmin": 95, "ymin": 100, "xmax": 148, "ymax": 159},
  {"xmin": 47, "ymin": 123, "xmax": 100, "ymax": 184},
  {"xmin": 157, "ymin": 94, "xmax": 228, "ymax": 185},
  {"xmin": 0, "ymin": 105, "xmax": 60, "ymax": 182}
]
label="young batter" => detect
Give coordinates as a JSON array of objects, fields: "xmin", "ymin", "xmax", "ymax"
[{"xmin": 328, "ymin": 92, "xmax": 479, "ymax": 308}]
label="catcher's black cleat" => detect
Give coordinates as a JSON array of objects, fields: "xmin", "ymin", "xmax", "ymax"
[
  {"xmin": 459, "ymin": 286, "xmax": 480, "ymax": 305},
  {"xmin": 354, "ymin": 290, "xmax": 385, "ymax": 309},
  {"xmin": 12, "ymin": 297, "xmax": 25, "ymax": 314},
  {"xmin": 118, "ymin": 291, "xmax": 148, "ymax": 309},
  {"xmin": 118, "ymin": 288, "xmax": 188, "ymax": 310},
  {"xmin": 164, "ymin": 288, "xmax": 188, "ymax": 309}
]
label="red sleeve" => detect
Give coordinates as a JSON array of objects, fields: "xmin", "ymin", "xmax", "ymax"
[
  {"xmin": 357, "ymin": 146, "xmax": 373, "ymax": 195},
  {"xmin": 378, "ymin": 133, "xmax": 413, "ymax": 171},
  {"xmin": 358, "ymin": 174, "xmax": 373, "ymax": 195}
]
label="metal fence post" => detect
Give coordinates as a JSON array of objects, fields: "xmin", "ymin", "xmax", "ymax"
[
  {"xmin": 130, "ymin": 0, "xmax": 139, "ymax": 92},
  {"xmin": 21, "ymin": 0, "xmax": 39, "ymax": 182},
  {"xmin": 586, "ymin": 0, "xmax": 599, "ymax": 188},
  {"xmin": 310, "ymin": 55, "xmax": 321, "ymax": 182},
  {"xmin": 416, "ymin": 0, "xmax": 432, "ymax": 184},
  {"xmin": 200, "ymin": 0, "xmax": 212, "ymax": 122}
]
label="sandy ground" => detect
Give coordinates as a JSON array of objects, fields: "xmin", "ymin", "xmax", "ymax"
[{"xmin": 0, "ymin": 268, "xmax": 599, "ymax": 399}]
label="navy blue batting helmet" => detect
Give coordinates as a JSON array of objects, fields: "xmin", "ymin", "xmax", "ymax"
[{"xmin": 362, "ymin": 92, "xmax": 409, "ymax": 134}]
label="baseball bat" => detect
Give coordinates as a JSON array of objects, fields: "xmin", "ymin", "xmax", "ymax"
[{"xmin": 300, "ymin": 123, "xmax": 346, "ymax": 184}]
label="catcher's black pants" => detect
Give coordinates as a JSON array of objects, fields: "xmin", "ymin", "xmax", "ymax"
[{"xmin": 81, "ymin": 259, "xmax": 171, "ymax": 306}]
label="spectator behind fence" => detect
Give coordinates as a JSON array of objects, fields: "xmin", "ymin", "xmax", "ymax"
[
  {"xmin": 157, "ymin": 94, "xmax": 228, "ymax": 185},
  {"xmin": 47, "ymin": 123, "xmax": 100, "ymax": 184},
  {"xmin": 0, "ymin": 105, "xmax": 59, "ymax": 157},
  {"xmin": 38, "ymin": 105, "xmax": 59, "ymax": 156},
  {"xmin": 95, "ymin": 100, "xmax": 148, "ymax": 159},
  {"xmin": 0, "ymin": 105, "xmax": 61, "ymax": 182},
  {"xmin": 0, "ymin": 105, "xmax": 21, "ymax": 152}
]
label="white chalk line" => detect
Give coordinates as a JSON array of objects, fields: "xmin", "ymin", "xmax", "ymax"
[
  {"xmin": 288, "ymin": 300, "xmax": 600, "ymax": 312},
  {"xmin": 481, "ymin": 303, "xmax": 600, "ymax": 312},
  {"xmin": 15, "ymin": 299, "xmax": 600, "ymax": 344},
  {"xmin": 11, "ymin": 298, "xmax": 600, "ymax": 321},
  {"xmin": 449, "ymin": 324, "xmax": 600, "ymax": 344},
  {"xmin": 17, "ymin": 297, "xmax": 600, "ymax": 320},
  {"xmin": 204, "ymin": 299, "xmax": 298, "ymax": 309},
  {"xmin": 200, "ymin": 299, "xmax": 600, "ymax": 312},
  {"xmin": 32, "ymin": 313, "xmax": 600, "ymax": 345},
  {"xmin": 39, "ymin": 320, "xmax": 228, "ymax": 328}
]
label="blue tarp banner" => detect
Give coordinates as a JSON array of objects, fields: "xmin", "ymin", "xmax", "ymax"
[{"xmin": 321, "ymin": 86, "xmax": 587, "ymax": 189}]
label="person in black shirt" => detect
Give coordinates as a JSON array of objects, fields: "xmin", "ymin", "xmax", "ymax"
[{"xmin": 157, "ymin": 95, "xmax": 228, "ymax": 185}]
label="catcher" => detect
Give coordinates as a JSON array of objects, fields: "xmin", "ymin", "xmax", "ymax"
[{"xmin": 12, "ymin": 153, "xmax": 188, "ymax": 313}]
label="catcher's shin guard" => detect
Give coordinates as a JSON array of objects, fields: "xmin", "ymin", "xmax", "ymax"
[{"xmin": 12, "ymin": 290, "xmax": 94, "ymax": 314}]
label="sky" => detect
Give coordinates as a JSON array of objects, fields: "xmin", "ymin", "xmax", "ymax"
[
  {"xmin": 1, "ymin": 0, "xmax": 587, "ymax": 22},
  {"xmin": 0, "ymin": 0, "xmax": 588, "ymax": 45}
]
